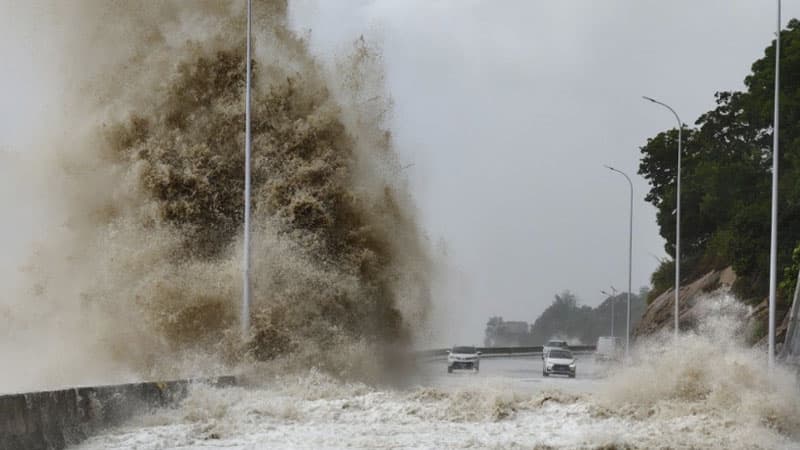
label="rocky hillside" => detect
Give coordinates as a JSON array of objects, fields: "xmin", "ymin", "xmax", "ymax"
[{"xmin": 633, "ymin": 267, "xmax": 792, "ymax": 347}]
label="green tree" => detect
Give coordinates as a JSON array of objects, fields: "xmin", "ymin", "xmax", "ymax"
[
  {"xmin": 639, "ymin": 19, "xmax": 800, "ymax": 305},
  {"xmin": 527, "ymin": 291, "xmax": 646, "ymax": 345}
]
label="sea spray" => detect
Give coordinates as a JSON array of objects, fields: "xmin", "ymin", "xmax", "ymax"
[
  {"xmin": 0, "ymin": 0, "xmax": 431, "ymax": 392},
  {"xmin": 598, "ymin": 292, "xmax": 800, "ymax": 444}
]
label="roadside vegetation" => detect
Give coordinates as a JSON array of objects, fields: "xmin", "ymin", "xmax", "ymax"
[
  {"xmin": 484, "ymin": 290, "xmax": 647, "ymax": 346},
  {"xmin": 639, "ymin": 19, "xmax": 800, "ymax": 308}
]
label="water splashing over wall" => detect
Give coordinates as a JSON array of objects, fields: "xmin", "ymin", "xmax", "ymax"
[{"xmin": 0, "ymin": 0, "xmax": 431, "ymax": 392}]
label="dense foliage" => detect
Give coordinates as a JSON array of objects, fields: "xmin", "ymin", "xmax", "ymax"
[
  {"xmin": 484, "ymin": 290, "xmax": 646, "ymax": 346},
  {"xmin": 640, "ymin": 19, "xmax": 800, "ymax": 306}
]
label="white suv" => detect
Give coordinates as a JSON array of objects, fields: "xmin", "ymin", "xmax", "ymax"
[
  {"xmin": 447, "ymin": 346, "xmax": 481, "ymax": 373},
  {"xmin": 543, "ymin": 349, "xmax": 576, "ymax": 378}
]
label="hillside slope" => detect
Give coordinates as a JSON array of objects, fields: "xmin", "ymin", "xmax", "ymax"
[{"xmin": 634, "ymin": 267, "xmax": 792, "ymax": 348}]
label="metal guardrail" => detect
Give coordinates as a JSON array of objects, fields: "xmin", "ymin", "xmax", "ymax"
[{"xmin": 416, "ymin": 345, "xmax": 596, "ymax": 360}]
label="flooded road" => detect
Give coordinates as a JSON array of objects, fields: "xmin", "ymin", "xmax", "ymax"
[
  {"xmin": 413, "ymin": 354, "xmax": 605, "ymax": 394},
  {"xmin": 72, "ymin": 355, "xmax": 800, "ymax": 449}
]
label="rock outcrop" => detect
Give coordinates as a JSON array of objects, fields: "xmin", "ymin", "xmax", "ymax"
[
  {"xmin": 633, "ymin": 267, "xmax": 737, "ymax": 339},
  {"xmin": 750, "ymin": 298, "xmax": 791, "ymax": 349},
  {"xmin": 633, "ymin": 266, "xmax": 795, "ymax": 348}
]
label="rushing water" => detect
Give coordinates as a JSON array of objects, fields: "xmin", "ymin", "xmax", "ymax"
[
  {"xmin": 75, "ymin": 360, "xmax": 799, "ymax": 448},
  {"xmin": 75, "ymin": 295, "xmax": 800, "ymax": 449},
  {"xmin": 3, "ymin": 3, "xmax": 800, "ymax": 448},
  {"xmin": 1, "ymin": 0, "xmax": 430, "ymax": 393}
]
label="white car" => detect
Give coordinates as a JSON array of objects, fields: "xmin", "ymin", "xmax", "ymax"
[
  {"xmin": 447, "ymin": 346, "xmax": 481, "ymax": 373},
  {"xmin": 543, "ymin": 349, "xmax": 576, "ymax": 378},
  {"xmin": 542, "ymin": 340, "xmax": 569, "ymax": 359}
]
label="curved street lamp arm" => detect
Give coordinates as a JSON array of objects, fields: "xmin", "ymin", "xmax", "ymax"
[
  {"xmin": 604, "ymin": 165, "xmax": 633, "ymax": 189},
  {"xmin": 642, "ymin": 96, "xmax": 682, "ymax": 129}
]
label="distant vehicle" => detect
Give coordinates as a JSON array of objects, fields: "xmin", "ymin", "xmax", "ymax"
[
  {"xmin": 542, "ymin": 340, "xmax": 569, "ymax": 359},
  {"xmin": 595, "ymin": 336, "xmax": 623, "ymax": 361},
  {"xmin": 447, "ymin": 346, "xmax": 481, "ymax": 373},
  {"xmin": 543, "ymin": 349, "xmax": 576, "ymax": 378}
]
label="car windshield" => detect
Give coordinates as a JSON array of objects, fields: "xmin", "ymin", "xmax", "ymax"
[
  {"xmin": 548, "ymin": 350, "xmax": 572, "ymax": 359},
  {"xmin": 547, "ymin": 341, "xmax": 567, "ymax": 347},
  {"xmin": 452, "ymin": 346, "xmax": 476, "ymax": 354}
]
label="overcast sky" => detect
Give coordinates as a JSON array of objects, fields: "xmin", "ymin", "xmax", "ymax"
[
  {"xmin": 287, "ymin": 1, "xmax": 799, "ymax": 345},
  {"xmin": 1, "ymin": 1, "xmax": 798, "ymax": 347}
]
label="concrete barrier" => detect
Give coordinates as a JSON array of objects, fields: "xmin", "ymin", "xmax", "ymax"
[{"xmin": 0, "ymin": 376, "xmax": 235, "ymax": 450}]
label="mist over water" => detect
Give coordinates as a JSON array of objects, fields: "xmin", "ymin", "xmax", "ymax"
[{"xmin": 0, "ymin": 0, "xmax": 431, "ymax": 393}]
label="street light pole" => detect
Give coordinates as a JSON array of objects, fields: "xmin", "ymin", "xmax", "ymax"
[
  {"xmin": 768, "ymin": 0, "xmax": 781, "ymax": 369},
  {"xmin": 242, "ymin": 0, "xmax": 253, "ymax": 337},
  {"xmin": 643, "ymin": 96, "xmax": 682, "ymax": 341},
  {"xmin": 601, "ymin": 287, "xmax": 618, "ymax": 337},
  {"xmin": 604, "ymin": 166, "xmax": 633, "ymax": 359}
]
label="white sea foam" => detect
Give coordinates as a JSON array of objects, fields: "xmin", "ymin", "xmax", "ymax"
[{"xmin": 74, "ymin": 294, "xmax": 800, "ymax": 449}]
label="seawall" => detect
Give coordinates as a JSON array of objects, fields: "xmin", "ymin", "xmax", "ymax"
[{"xmin": 0, "ymin": 376, "xmax": 235, "ymax": 450}]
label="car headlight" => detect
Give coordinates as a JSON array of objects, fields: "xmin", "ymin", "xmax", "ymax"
[
  {"xmin": 546, "ymin": 363, "xmax": 553, "ymax": 369},
  {"xmin": 569, "ymin": 363, "xmax": 576, "ymax": 368}
]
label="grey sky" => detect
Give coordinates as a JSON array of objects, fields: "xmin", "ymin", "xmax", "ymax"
[
  {"xmin": 1, "ymin": 1, "xmax": 797, "ymax": 347},
  {"xmin": 287, "ymin": 1, "xmax": 799, "ymax": 345}
]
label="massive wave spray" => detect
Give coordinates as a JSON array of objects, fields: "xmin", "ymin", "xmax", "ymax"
[{"xmin": 0, "ymin": 0, "xmax": 431, "ymax": 392}]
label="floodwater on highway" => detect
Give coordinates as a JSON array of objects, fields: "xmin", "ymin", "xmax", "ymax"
[
  {"xmin": 410, "ymin": 354, "xmax": 605, "ymax": 397},
  {"xmin": 72, "ymin": 354, "xmax": 800, "ymax": 450}
]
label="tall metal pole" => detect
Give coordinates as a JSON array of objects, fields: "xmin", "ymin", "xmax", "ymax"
[
  {"xmin": 242, "ymin": 0, "xmax": 253, "ymax": 337},
  {"xmin": 605, "ymin": 166, "xmax": 634, "ymax": 359},
  {"xmin": 602, "ymin": 286, "xmax": 618, "ymax": 337},
  {"xmin": 768, "ymin": 0, "xmax": 781, "ymax": 369},
  {"xmin": 611, "ymin": 292, "xmax": 615, "ymax": 337},
  {"xmin": 643, "ymin": 96, "xmax": 682, "ymax": 341}
]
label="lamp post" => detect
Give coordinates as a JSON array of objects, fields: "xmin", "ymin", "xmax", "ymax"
[
  {"xmin": 604, "ymin": 166, "xmax": 633, "ymax": 359},
  {"xmin": 643, "ymin": 96, "xmax": 682, "ymax": 341},
  {"xmin": 242, "ymin": 0, "xmax": 253, "ymax": 337},
  {"xmin": 768, "ymin": 0, "xmax": 781, "ymax": 369},
  {"xmin": 601, "ymin": 287, "xmax": 618, "ymax": 337}
]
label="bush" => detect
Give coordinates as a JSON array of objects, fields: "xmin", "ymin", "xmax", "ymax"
[
  {"xmin": 779, "ymin": 242, "xmax": 800, "ymax": 309},
  {"xmin": 649, "ymin": 259, "xmax": 674, "ymax": 304}
]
